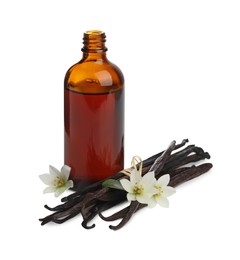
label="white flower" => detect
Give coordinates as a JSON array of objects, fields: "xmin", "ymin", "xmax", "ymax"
[
  {"xmin": 148, "ymin": 174, "xmax": 176, "ymax": 208},
  {"xmin": 39, "ymin": 165, "xmax": 74, "ymax": 197},
  {"xmin": 120, "ymin": 170, "xmax": 157, "ymax": 204}
]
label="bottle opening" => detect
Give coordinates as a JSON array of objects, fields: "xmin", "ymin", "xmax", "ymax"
[{"xmin": 85, "ymin": 30, "xmax": 104, "ymax": 35}]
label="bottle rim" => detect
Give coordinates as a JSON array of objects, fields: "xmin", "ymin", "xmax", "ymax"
[{"xmin": 85, "ymin": 30, "xmax": 104, "ymax": 35}]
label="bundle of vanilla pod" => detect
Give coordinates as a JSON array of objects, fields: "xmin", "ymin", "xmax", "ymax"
[{"xmin": 39, "ymin": 139, "xmax": 213, "ymax": 230}]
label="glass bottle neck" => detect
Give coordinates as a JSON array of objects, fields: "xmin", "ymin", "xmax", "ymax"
[
  {"xmin": 81, "ymin": 30, "xmax": 108, "ymax": 60},
  {"xmin": 82, "ymin": 51, "xmax": 107, "ymax": 60}
]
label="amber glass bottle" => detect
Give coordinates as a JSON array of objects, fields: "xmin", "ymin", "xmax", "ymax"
[{"xmin": 64, "ymin": 30, "xmax": 124, "ymax": 188}]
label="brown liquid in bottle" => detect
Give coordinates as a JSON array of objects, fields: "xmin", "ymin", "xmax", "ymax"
[{"xmin": 64, "ymin": 31, "xmax": 124, "ymax": 188}]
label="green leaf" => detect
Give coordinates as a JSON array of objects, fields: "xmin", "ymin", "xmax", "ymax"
[{"xmin": 102, "ymin": 179, "xmax": 124, "ymax": 190}]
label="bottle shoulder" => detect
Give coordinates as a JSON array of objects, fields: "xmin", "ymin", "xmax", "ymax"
[{"xmin": 64, "ymin": 59, "xmax": 124, "ymax": 94}]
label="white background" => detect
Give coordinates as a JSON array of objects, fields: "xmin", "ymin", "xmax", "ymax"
[{"xmin": 0, "ymin": 0, "xmax": 239, "ymax": 259}]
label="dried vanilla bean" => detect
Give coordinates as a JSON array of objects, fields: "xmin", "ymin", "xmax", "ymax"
[
  {"xmin": 39, "ymin": 139, "xmax": 213, "ymax": 229},
  {"xmin": 100, "ymin": 163, "xmax": 213, "ymax": 230},
  {"xmin": 109, "ymin": 201, "xmax": 140, "ymax": 230}
]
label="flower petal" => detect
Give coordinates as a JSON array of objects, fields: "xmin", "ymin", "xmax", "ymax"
[
  {"xmin": 65, "ymin": 180, "xmax": 74, "ymax": 189},
  {"xmin": 146, "ymin": 186, "xmax": 159, "ymax": 196},
  {"xmin": 136, "ymin": 193, "xmax": 151, "ymax": 204},
  {"xmin": 54, "ymin": 186, "xmax": 67, "ymax": 197},
  {"xmin": 120, "ymin": 179, "xmax": 133, "ymax": 193},
  {"xmin": 43, "ymin": 186, "xmax": 56, "ymax": 194},
  {"xmin": 127, "ymin": 193, "xmax": 136, "ymax": 201},
  {"xmin": 156, "ymin": 196, "xmax": 169, "ymax": 208},
  {"xmin": 147, "ymin": 197, "xmax": 157, "ymax": 208},
  {"xmin": 130, "ymin": 169, "xmax": 141, "ymax": 184},
  {"xmin": 142, "ymin": 171, "xmax": 156, "ymax": 186},
  {"xmin": 162, "ymin": 186, "xmax": 176, "ymax": 197},
  {"xmin": 60, "ymin": 165, "xmax": 71, "ymax": 181},
  {"xmin": 157, "ymin": 174, "xmax": 170, "ymax": 187},
  {"xmin": 49, "ymin": 165, "xmax": 60, "ymax": 177},
  {"xmin": 39, "ymin": 174, "xmax": 55, "ymax": 185}
]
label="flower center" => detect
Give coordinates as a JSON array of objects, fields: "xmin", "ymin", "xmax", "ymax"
[
  {"xmin": 54, "ymin": 176, "xmax": 65, "ymax": 187},
  {"xmin": 133, "ymin": 184, "xmax": 144, "ymax": 195},
  {"xmin": 154, "ymin": 184, "xmax": 163, "ymax": 196}
]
